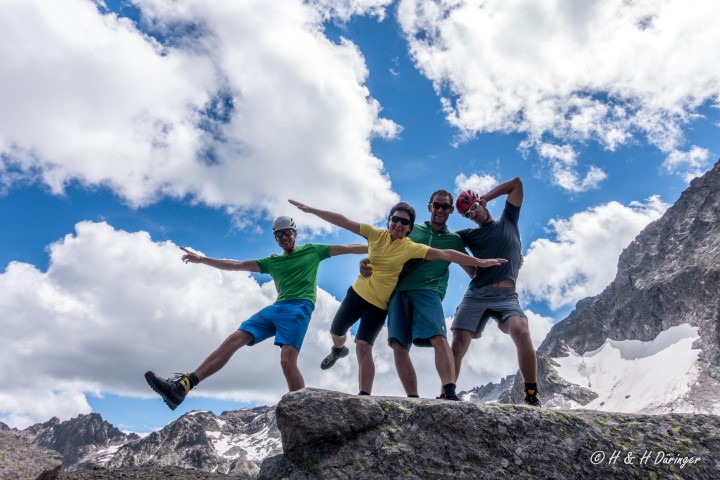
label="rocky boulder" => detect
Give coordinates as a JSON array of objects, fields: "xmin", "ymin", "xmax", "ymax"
[
  {"xmin": 258, "ymin": 388, "xmax": 720, "ymax": 479},
  {"xmin": 0, "ymin": 430, "xmax": 63, "ymax": 480}
]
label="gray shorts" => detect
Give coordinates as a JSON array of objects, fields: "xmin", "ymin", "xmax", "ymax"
[{"xmin": 451, "ymin": 286, "xmax": 527, "ymax": 339}]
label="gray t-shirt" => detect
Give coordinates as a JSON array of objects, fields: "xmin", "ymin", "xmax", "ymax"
[{"xmin": 457, "ymin": 201, "xmax": 522, "ymax": 289}]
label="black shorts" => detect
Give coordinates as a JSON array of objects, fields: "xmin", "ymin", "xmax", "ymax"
[{"xmin": 331, "ymin": 286, "xmax": 388, "ymax": 346}]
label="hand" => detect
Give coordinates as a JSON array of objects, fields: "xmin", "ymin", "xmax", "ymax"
[
  {"xmin": 288, "ymin": 199, "xmax": 312, "ymax": 213},
  {"xmin": 180, "ymin": 247, "xmax": 203, "ymax": 264},
  {"xmin": 359, "ymin": 258, "xmax": 373, "ymax": 278},
  {"xmin": 475, "ymin": 258, "xmax": 508, "ymax": 268}
]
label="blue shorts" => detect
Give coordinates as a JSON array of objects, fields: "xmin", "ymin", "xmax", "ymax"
[
  {"xmin": 239, "ymin": 299, "xmax": 314, "ymax": 351},
  {"xmin": 451, "ymin": 287, "xmax": 527, "ymax": 339},
  {"xmin": 387, "ymin": 290, "xmax": 447, "ymax": 350}
]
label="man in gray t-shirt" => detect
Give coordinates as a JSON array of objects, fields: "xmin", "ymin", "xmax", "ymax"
[{"xmin": 452, "ymin": 177, "xmax": 540, "ymax": 406}]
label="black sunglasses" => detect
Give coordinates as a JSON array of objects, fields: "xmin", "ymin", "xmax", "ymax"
[
  {"xmin": 389, "ymin": 215, "xmax": 411, "ymax": 226},
  {"xmin": 431, "ymin": 202, "xmax": 453, "ymax": 210},
  {"xmin": 274, "ymin": 229, "xmax": 295, "ymax": 238}
]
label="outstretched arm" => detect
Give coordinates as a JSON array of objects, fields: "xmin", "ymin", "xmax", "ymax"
[
  {"xmin": 181, "ymin": 247, "xmax": 260, "ymax": 272},
  {"xmin": 425, "ymin": 248, "xmax": 507, "ymax": 269},
  {"xmin": 329, "ymin": 244, "xmax": 368, "ymax": 257},
  {"xmin": 289, "ymin": 199, "xmax": 362, "ymax": 235},
  {"xmin": 481, "ymin": 177, "xmax": 523, "ymax": 207}
]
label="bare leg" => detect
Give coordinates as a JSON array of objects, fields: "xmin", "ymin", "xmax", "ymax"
[
  {"xmin": 429, "ymin": 335, "xmax": 455, "ymax": 386},
  {"xmin": 356, "ymin": 340, "xmax": 375, "ymax": 394},
  {"xmin": 450, "ymin": 329, "xmax": 474, "ymax": 384},
  {"xmin": 391, "ymin": 340, "xmax": 417, "ymax": 396},
  {"xmin": 193, "ymin": 330, "xmax": 253, "ymax": 381},
  {"xmin": 331, "ymin": 332, "xmax": 347, "ymax": 349},
  {"xmin": 280, "ymin": 345, "xmax": 304, "ymax": 391},
  {"xmin": 502, "ymin": 316, "xmax": 537, "ymax": 383}
]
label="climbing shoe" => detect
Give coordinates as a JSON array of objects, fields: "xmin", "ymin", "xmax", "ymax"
[
  {"xmin": 524, "ymin": 388, "xmax": 541, "ymax": 407},
  {"xmin": 145, "ymin": 371, "xmax": 192, "ymax": 410},
  {"xmin": 320, "ymin": 346, "xmax": 349, "ymax": 370}
]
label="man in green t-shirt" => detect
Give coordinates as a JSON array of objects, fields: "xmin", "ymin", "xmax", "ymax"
[
  {"xmin": 145, "ymin": 216, "xmax": 367, "ymax": 410},
  {"xmin": 361, "ymin": 190, "xmax": 470, "ymax": 401}
]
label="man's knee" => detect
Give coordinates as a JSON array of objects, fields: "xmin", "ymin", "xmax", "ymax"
[
  {"xmin": 451, "ymin": 329, "xmax": 472, "ymax": 351},
  {"xmin": 503, "ymin": 316, "xmax": 530, "ymax": 338},
  {"xmin": 356, "ymin": 340, "xmax": 373, "ymax": 357},
  {"xmin": 280, "ymin": 346, "xmax": 299, "ymax": 372},
  {"xmin": 390, "ymin": 339, "xmax": 409, "ymax": 355},
  {"xmin": 428, "ymin": 334, "xmax": 449, "ymax": 348}
]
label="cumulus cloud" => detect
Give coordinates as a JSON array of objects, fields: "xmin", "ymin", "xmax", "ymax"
[
  {"xmin": 519, "ymin": 196, "xmax": 670, "ymax": 310},
  {"xmin": 0, "ymin": 0, "xmax": 400, "ymax": 231},
  {"xmin": 537, "ymin": 143, "xmax": 607, "ymax": 193},
  {"xmin": 308, "ymin": 0, "xmax": 393, "ymax": 22},
  {"xmin": 454, "ymin": 172, "xmax": 498, "ymax": 195},
  {"xmin": 662, "ymin": 146, "xmax": 712, "ymax": 182},
  {"xmin": 397, "ymin": 0, "xmax": 720, "ymax": 183}
]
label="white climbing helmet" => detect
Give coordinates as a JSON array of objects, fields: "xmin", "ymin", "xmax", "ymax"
[{"xmin": 272, "ymin": 216, "xmax": 297, "ymax": 233}]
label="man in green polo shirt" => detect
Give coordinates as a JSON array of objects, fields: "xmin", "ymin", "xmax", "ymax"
[
  {"xmin": 361, "ymin": 190, "xmax": 468, "ymax": 400},
  {"xmin": 145, "ymin": 216, "xmax": 367, "ymax": 410}
]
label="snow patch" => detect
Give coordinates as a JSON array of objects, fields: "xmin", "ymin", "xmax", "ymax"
[{"xmin": 553, "ymin": 324, "xmax": 702, "ymax": 413}]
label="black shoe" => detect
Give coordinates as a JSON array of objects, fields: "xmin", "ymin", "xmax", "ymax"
[
  {"xmin": 320, "ymin": 346, "xmax": 349, "ymax": 370},
  {"xmin": 524, "ymin": 388, "xmax": 541, "ymax": 407},
  {"xmin": 436, "ymin": 393, "xmax": 445, "ymax": 399},
  {"xmin": 145, "ymin": 371, "xmax": 191, "ymax": 410},
  {"xmin": 445, "ymin": 392, "xmax": 460, "ymax": 401}
]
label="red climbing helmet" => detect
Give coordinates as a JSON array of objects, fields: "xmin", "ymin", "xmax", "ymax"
[{"xmin": 455, "ymin": 189, "xmax": 480, "ymax": 215}]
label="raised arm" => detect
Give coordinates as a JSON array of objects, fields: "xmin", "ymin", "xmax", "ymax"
[
  {"xmin": 481, "ymin": 177, "xmax": 523, "ymax": 207},
  {"xmin": 329, "ymin": 244, "xmax": 368, "ymax": 257},
  {"xmin": 425, "ymin": 247, "xmax": 507, "ymax": 269},
  {"xmin": 181, "ymin": 247, "xmax": 260, "ymax": 272},
  {"xmin": 289, "ymin": 199, "xmax": 361, "ymax": 235}
]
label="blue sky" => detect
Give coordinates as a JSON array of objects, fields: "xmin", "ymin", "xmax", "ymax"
[{"xmin": 1, "ymin": 0, "xmax": 718, "ymax": 433}]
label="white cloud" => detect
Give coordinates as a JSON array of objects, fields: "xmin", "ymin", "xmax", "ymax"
[
  {"xmin": 662, "ymin": 146, "xmax": 712, "ymax": 182},
  {"xmin": 518, "ymin": 196, "xmax": 669, "ymax": 310},
  {"xmin": 454, "ymin": 172, "xmax": 498, "ymax": 195},
  {"xmin": 537, "ymin": 143, "xmax": 607, "ymax": 192},
  {"xmin": 0, "ymin": 0, "xmax": 400, "ymax": 231},
  {"xmin": 397, "ymin": 0, "xmax": 720, "ymax": 181},
  {"xmin": 307, "ymin": 0, "xmax": 393, "ymax": 22}
]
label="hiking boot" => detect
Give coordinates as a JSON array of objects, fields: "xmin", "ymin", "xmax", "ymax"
[
  {"xmin": 436, "ymin": 393, "xmax": 445, "ymax": 399},
  {"xmin": 524, "ymin": 388, "xmax": 541, "ymax": 407},
  {"xmin": 145, "ymin": 371, "xmax": 191, "ymax": 410},
  {"xmin": 444, "ymin": 392, "xmax": 460, "ymax": 401},
  {"xmin": 320, "ymin": 346, "xmax": 349, "ymax": 370}
]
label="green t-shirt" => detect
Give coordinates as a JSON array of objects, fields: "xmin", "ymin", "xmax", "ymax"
[
  {"xmin": 395, "ymin": 222, "xmax": 466, "ymax": 300},
  {"xmin": 255, "ymin": 243, "xmax": 332, "ymax": 304}
]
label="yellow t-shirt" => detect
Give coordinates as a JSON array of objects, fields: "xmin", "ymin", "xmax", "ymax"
[{"xmin": 352, "ymin": 224, "xmax": 431, "ymax": 310}]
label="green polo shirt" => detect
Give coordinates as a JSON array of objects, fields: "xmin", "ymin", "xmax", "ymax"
[{"xmin": 394, "ymin": 221, "xmax": 466, "ymax": 300}]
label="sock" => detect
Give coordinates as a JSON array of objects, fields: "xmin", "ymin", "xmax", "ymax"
[
  {"xmin": 442, "ymin": 383, "xmax": 456, "ymax": 397},
  {"xmin": 188, "ymin": 372, "xmax": 200, "ymax": 388},
  {"xmin": 408, "ymin": 394, "xmax": 419, "ymax": 398},
  {"xmin": 331, "ymin": 346, "xmax": 345, "ymax": 354},
  {"xmin": 524, "ymin": 382, "xmax": 538, "ymax": 393},
  {"xmin": 358, "ymin": 391, "xmax": 370, "ymax": 396}
]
